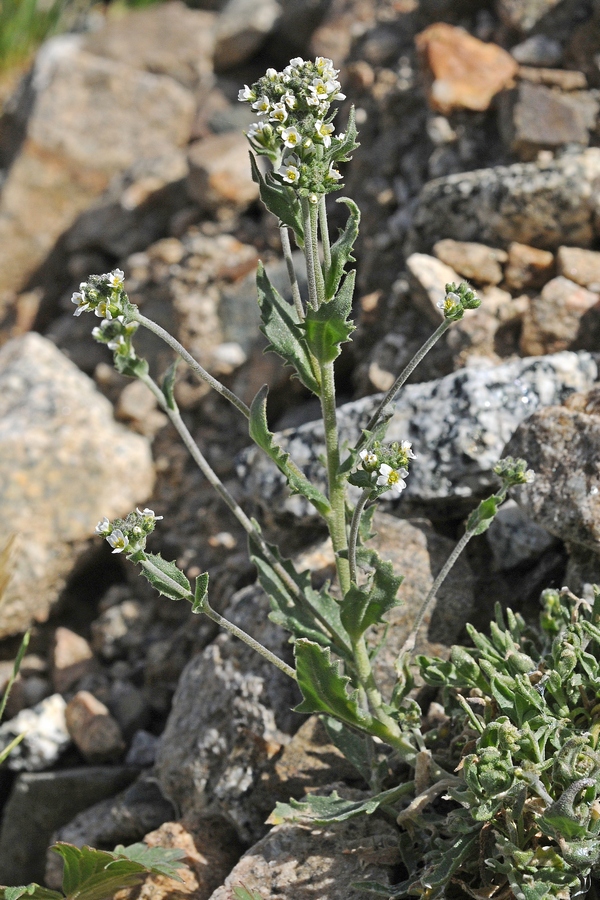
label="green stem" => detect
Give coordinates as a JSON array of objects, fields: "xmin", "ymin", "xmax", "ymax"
[
  {"xmin": 348, "ymin": 489, "xmax": 370, "ymax": 584},
  {"xmin": 355, "ymin": 319, "xmax": 451, "ymax": 454},
  {"xmin": 309, "ymin": 196, "xmax": 326, "ymax": 305},
  {"xmin": 319, "ymin": 195, "xmax": 332, "ymax": 280},
  {"xmin": 302, "ymin": 197, "xmax": 319, "ymax": 310},
  {"xmin": 320, "ymin": 361, "xmax": 350, "ymax": 596},
  {"xmin": 279, "ymin": 223, "xmax": 304, "ymax": 321},
  {"xmin": 132, "ymin": 310, "xmax": 250, "ymax": 419}
]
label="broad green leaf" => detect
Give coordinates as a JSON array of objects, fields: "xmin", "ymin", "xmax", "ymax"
[
  {"xmin": 323, "ymin": 716, "xmax": 376, "ymax": 784},
  {"xmin": 191, "ymin": 572, "xmax": 209, "ymax": 613},
  {"xmin": 111, "ymin": 843, "xmax": 185, "ymax": 880},
  {"xmin": 340, "ymin": 547, "xmax": 403, "ymax": 641},
  {"xmin": 1, "ymin": 886, "xmax": 62, "ymax": 900},
  {"xmin": 114, "ymin": 355, "xmax": 149, "ymax": 380},
  {"xmin": 138, "ymin": 553, "xmax": 191, "ymax": 601},
  {"xmin": 249, "ymin": 385, "xmax": 331, "ymax": 518},
  {"xmin": 466, "ymin": 495, "xmax": 500, "ymax": 536},
  {"xmin": 256, "ymin": 263, "xmax": 319, "ymax": 394},
  {"xmin": 162, "ymin": 360, "xmax": 178, "ymax": 411},
  {"xmin": 303, "ymin": 271, "xmax": 356, "ymax": 364},
  {"xmin": 249, "ymin": 153, "xmax": 303, "ymax": 243},
  {"xmin": 294, "ymin": 639, "xmax": 371, "ymax": 730},
  {"xmin": 423, "ymin": 833, "xmax": 479, "ymax": 889},
  {"xmin": 268, "ymin": 779, "xmax": 413, "ymax": 826},
  {"xmin": 325, "ymin": 198, "xmax": 360, "ymax": 300}
]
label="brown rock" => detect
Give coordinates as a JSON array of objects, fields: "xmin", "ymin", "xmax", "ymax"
[
  {"xmin": 504, "ymin": 242, "xmax": 555, "ymax": 291},
  {"xmin": 405, "ymin": 252, "xmax": 460, "ymax": 324},
  {"xmin": 520, "ymin": 275, "xmax": 599, "ymax": 355},
  {"xmin": 557, "ymin": 246, "xmax": 600, "ymax": 291},
  {"xmin": 116, "ymin": 381, "xmax": 168, "ymax": 438},
  {"xmin": 187, "ymin": 132, "xmax": 259, "ymax": 214},
  {"xmin": 499, "ymin": 81, "xmax": 589, "ymax": 162},
  {"xmin": 517, "ymin": 66, "xmax": 587, "ymax": 90},
  {"xmin": 51, "ymin": 628, "xmax": 95, "ymax": 694},
  {"xmin": 415, "ymin": 23, "xmax": 518, "ymax": 114},
  {"xmin": 433, "ymin": 239, "xmax": 507, "ymax": 285},
  {"xmin": 65, "ymin": 691, "xmax": 126, "ymax": 763}
]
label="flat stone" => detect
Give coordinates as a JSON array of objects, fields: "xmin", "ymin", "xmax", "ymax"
[
  {"xmin": 511, "ymin": 35, "xmax": 563, "ymax": 67},
  {"xmin": 0, "ymin": 334, "xmax": 154, "ymax": 637},
  {"xmin": 187, "ymin": 132, "xmax": 259, "ymax": 214},
  {"xmin": 497, "ymin": 0, "xmax": 562, "ymax": 32},
  {"xmin": 116, "ymin": 380, "xmax": 168, "ymax": 438},
  {"xmin": 504, "ymin": 404, "xmax": 600, "ymax": 552},
  {"xmin": 0, "ymin": 693, "xmax": 70, "ymax": 772},
  {"xmin": 83, "ymin": 1, "xmax": 216, "ymax": 90},
  {"xmin": 415, "ymin": 22, "xmax": 518, "ymax": 114},
  {"xmin": 433, "ymin": 239, "xmax": 507, "ymax": 285},
  {"xmin": 517, "ymin": 66, "xmax": 587, "ymax": 90},
  {"xmin": 557, "ymin": 245, "xmax": 600, "ymax": 290},
  {"xmin": 499, "ymin": 81, "xmax": 589, "ymax": 161},
  {"xmin": 405, "ymin": 252, "xmax": 460, "ymax": 324},
  {"xmin": 65, "ymin": 690, "xmax": 126, "ymax": 764},
  {"xmin": 520, "ymin": 276, "xmax": 599, "ymax": 355},
  {"xmin": 207, "ymin": 804, "xmax": 400, "ymax": 900},
  {"xmin": 237, "ymin": 352, "xmax": 597, "ymax": 519},
  {"xmin": 213, "ymin": 0, "xmax": 281, "ymax": 70},
  {"xmin": 405, "ymin": 148, "xmax": 600, "ymax": 254},
  {"xmin": 0, "ymin": 767, "xmax": 137, "ymax": 885},
  {"xmin": 485, "ymin": 499, "xmax": 558, "ymax": 571},
  {"xmin": 0, "ymin": 40, "xmax": 194, "ymax": 307},
  {"xmin": 504, "ymin": 242, "xmax": 555, "ymax": 291},
  {"xmin": 51, "ymin": 627, "xmax": 96, "ymax": 694}
]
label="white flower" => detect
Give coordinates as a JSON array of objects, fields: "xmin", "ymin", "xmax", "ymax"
[
  {"xmin": 281, "ymin": 125, "xmax": 301, "ymax": 148},
  {"xmin": 376, "ymin": 464, "xmax": 408, "ymax": 497},
  {"xmin": 136, "ymin": 507, "xmax": 163, "ymax": 520},
  {"xmin": 309, "ymin": 78, "xmax": 331, "ymax": 99},
  {"xmin": 359, "ymin": 449, "xmax": 378, "ymax": 468},
  {"xmin": 71, "ymin": 291, "xmax": 90, "ymax": 316},
  {"xmin": 95, "ymin": 517, "xmax": 112, "ymax": 536},
  {"xmin": 315, "ymin": 119, "xmax": 335, "ymax": 147},
  {"xmin": 289, "ymin": 57, "xmax": 305, "ymax": 67},
  {"xmin": 281, "ymin": 90, "xmax": 297, "ymax": 110},
  {"xmin": 336, "ymin": 132, "xmax": 346, "ymax": 142},
  {"xmin": 269, "ymin": 102, "xmax": 288, "ymax": 124},
  {"xmin": 238, "ymin": 84, "xmax": 256, "ymax": 102},
  {"xmin": 107, "ymin": 269, "xmax": 124, "ymax": 289},
  {"xmin": 278, "ymin": 162, "xmax": 300, "ymax": 184},
  {"xmin": 306, "ymin": 93, "xmax": 322, "ymax": 107},
  {"xmin": 265, "ymin": 67, "xmax": 278, "ymax": 80},
  {"xmin": 252, "ymin": 95, "xmax": 271, "ymax": 115},
  {"xmin": 399, "ymin": 441, "xmax": 417, "ymax": 460},
  {"xmin": 315, "ymin": 56, "xmax": 337, "ymax": 76},
  {"xmin": 523, "ymin": 469, "xmax": 535, "ymax": 484},
  {"xmin": 95, "ymin": 300, "xmax": 112, "ymax": 319},
  {"xmin": 328, "ymin": 164, "xmax": 342, "ymax": 181},
  {"xmin": 107, "ymin": 529, "xmax": 128, "ymax": 553}
]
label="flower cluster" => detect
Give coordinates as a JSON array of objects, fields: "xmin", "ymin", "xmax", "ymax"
[
  {"xmin": 96, "ymin": 508, "xmax": 163, "ymax": 555},
  {"xmin": 494, "ymin": 456, "xmax": 535, "ymax": 488},
  {"xmin": 437, "ymin": 281, "xmax": 481, "ymax": 322},
  {"xmin": 92, "ymin": 315, "xmax": 139, "ymax": 364},
  {"xmin": 71, "ymin": 270, "xmax": 129, "ymax": 320},
  {"xmin": 238, "ymin": 56, "xmax": 356, "ymax": 196},
  {"xmin": 358, "ymin": 440, "xmax": 417, "ymax": 498}
]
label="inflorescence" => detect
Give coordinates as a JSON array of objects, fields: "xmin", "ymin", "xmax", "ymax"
[
  {"xmin": 96, "ymin": 508, "xmax": 163, "ymax": 555},
  {"xmin": 358, "ymin": 440, "xmax": 417, "ymax": 498}
]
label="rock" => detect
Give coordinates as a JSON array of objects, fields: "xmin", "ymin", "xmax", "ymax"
[
  {"xmin": 125, "ymin": 730, "xmax": 160, "ymax": 767},
  {"xmin": 65, "ymin": 690, "xmax": 126, "ymax": 763},
  {"xmin": 564, "ymin": 16, "xmax": 600, "ymax": 88},
  {"xmin": 497, "ymin": 0, "xmax": 562, "ymax": 32},
  {"xmin": 238, "ymin": 352, "xmax": 596, "ymax": 519},
  {"xmin": 83, "ymin": 2, "xmax": 216, "ymax": 90},
  {"xmin": 0, "ymin": 766, "xmax": 137, "ymax": 884},
  {"xmin": 120, "ymin": 816, "xmax": 243, "ymax": 900},
  {"xmin": 207, "ymin": 803, "xmax": 400, "ymax": 900},
  {"xmin": 517, "ymin": 66, "xmax": 588, "ymax": 90},
  {"xmin": 520, "ymin": 276, "xmax": 599, "ymax": 355},
  {"xmin": 0, "ymin": 693, "xmax": 70, "ymax": 771},
  {"xmin": 504, "ymin": 241, "xmax": 555, "ymax": 291},
  {"xmin": 498, "ymin": 81, "xmax": 589, "ymax": 161},
  {"xmin": 0, "ymin": 39, "xmax": 195, "ymax": 309},
  {"xmin": 187, "ymin": 132, "xmax": 260, "ymax": 214},
  {"xmin": 405, "ymin": 148, "xmax": 600, "ymax": 254},
  {"xmin": 504, "ymin": 404, "xmax": 600, "ymax": 552},
  {"xmin": 91, "ymin": 599, "xmax": 151, "ymax": 661},
  {"xmin": 267, "ymin": 0, "xmax": 331, "ymax": 62},
  {"xmin": 557, "ymin": 245, "xmax": 600, "ymax": 290},
  {"xmin": 116, "ymin": 380, "xmax": 168, "ymax": 437},
  {"xmin": 433, "ymin": 239, "xmax": 507, "ymax": 285},
  {"xmin": 415, "ymin": 23, "xmax": 518, "ymax": 114},
  {"xmin": 0, "ymin": 334, "xmax": 154, "ymax": 637},
  {"xmin": 511, "ymin": 34, "xmax": 563, "ymax": 66},
  {"xmin": 485, "ymin": 499, "xmax": 558, "ymax": 571},
  {"xmin": 107, "ymin": 680, "xmax": 151, "ymax": 740},
  {"xmin": 405, "ymin": 252, "xmax": 460, "ymax": 324},
  {"xmin": 213, "ymin": 0, "xmax": 281, "ymax": 70},
  {"xmin": 51, "ymin": 627, "xmax": 96, "ymax": 694}
]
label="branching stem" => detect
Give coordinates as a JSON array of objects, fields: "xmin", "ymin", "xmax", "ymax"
[{"xmin": 280, "ymin": 224, "xmax": 304, "ymax": 321}]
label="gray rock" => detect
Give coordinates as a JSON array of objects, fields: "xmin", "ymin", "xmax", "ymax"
[
  {"xmin": 213, "ymin": 0, "xmax": 281, "ymax": 70},
  {"xmin": 405, "ymin": 148, "xmax": 600, "ymax": 255},
  {"xmin": 207, "ymin": 798, "xmax": 400, "ymax": 900},
  {"xmin": 0, "ymin": 767, "xmax": 138, "ymax": 884},
  {"xmin": 0, "ymin": 334, "xmax": 154, "ymax": 636},
  {"xmin": 125, "ymin": 729, "xmax": 160, "ymax": 767},
  {"xmin": 497, "ymin": 0, "xmax": 562, "ymax": 32},
  {"xmin": 485, "ymin": 499, "xmax": 558, "ymax": 571},
  {"xmin": 511, "ymin": 34, "xmax": 563, "ymax": 66},
  {"xmin": 504, "ymin": 404, "xmax": 600, "ymax": 552},
  {"xmin": 498, "ymin": 81, "xmax": 589, "ymax": 161},
  {"xmin": 238, "ymin": 351, "xmax": 597, "ymax": 521},
  {"xmin": 187, "ymin": 131, "xmax": 259, "ymax": 214},
  {"xmin": 0, "ymin": 693, "xmax": 70, "ymax": 772}
]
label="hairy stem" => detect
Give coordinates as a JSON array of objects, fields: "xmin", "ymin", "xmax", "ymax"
[
  {"xmin": 302, "ymin": 197, "xmax": 319, "ymax": 310},
  {"xmin": 348, "ymin": 489, "xmax": 370, "ymax": 584},
  {"xmin": 132, "ymin": 310, "xmax": 250, "ymax": 419},
  {"xmin": 320, "ymin": 361, "xmax": 350, "ymax": 595},
  {"xmin": 309, "ymin": 196, "xmax": 326, "ymax": 305},
  {"xmin": 280, "ymin": 223, "xmax": 304, "ymax": 321},
  {"xmin": 319, "ymin": 195, "xmax": 332, "ymax": 280}
]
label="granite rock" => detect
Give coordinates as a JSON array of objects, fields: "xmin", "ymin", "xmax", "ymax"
[
  {"xmin": 0, "ymin": 334, "xmax": 154, "ymax": 636},
  {"xmin": 504, "ymin": 403, "xmax": 600, "ymax": 552},
  {"xmin": 0, "ymin": 693, "xmax": 70, "ymax": 771},
  {"xmin": 485, "ymin": 499, "xmax": 558, "ymax": 571},
  {"xmin": 238, "ymin": 352, "xmax": 597, "ymax": 520}
]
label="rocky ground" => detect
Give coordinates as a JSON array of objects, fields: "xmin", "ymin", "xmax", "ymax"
[{"xmin": 1, "ymin": 0, "xmax": 600, "ymax": 895}]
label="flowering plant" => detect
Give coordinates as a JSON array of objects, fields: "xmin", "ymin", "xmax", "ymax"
[{"xmin": 65, "ymin": 58, "xmax": 598, "ymax": 900}]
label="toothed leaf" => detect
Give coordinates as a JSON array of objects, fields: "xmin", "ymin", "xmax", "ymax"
[
  {"xmin": 303, "ymin": 271, "xmax": 356, "ymax": 364},
  {"xmin": 325, "ymin": 198, "xmax": 360, "ymax": 300},
  {"xmin": 250, "ymin": 153, "xmax": 303, "ymax": 243}
]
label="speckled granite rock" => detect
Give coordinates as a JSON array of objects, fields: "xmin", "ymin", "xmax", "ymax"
[
  {"xmin": 405, "ymin": 148, "xmax": 600, "ymax": 255},
  {"xmin": 0, "ymin": 333, "xmax": 154, "ymax": 636},
  {"xmin": 485, "ymin": 499, "xmax": 558, "ymax": 571},
  {"xmin": 504, "ymin": 403, "xmax": 600, "ymax": 553},
  {"xmin": 0, "ymin": 693, "xmax": 69, "ymax": 772},
  {"xmin": 238, "ymin": 351, "xmax": 597, "ymax": 522}
]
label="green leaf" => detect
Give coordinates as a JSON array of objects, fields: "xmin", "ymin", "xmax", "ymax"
[
  {"xmin": 340, "ymin": 547, "xmax": 403, "ymax": 641},
  {"xmin": 232, "ymin": 887, "xmax": 263, "ymax": 900},
  {"xmin": 303, "ymin": 270, "xmax": 356, "ymax": 364},
  {"xmin": 111, "ymin": 843, "xmax": 185, "ymax": 880},
  {"xmin": 333, "ymin": 106, "xmax": 359, "ymax": 163},
  {"xmin": 115, "ymin": 355, "xmax": 149, "ymax": 380},
  {"xmin": 249, "ymin": 385, "xmax": 331, "ymax": 518},
  {"xmin": 466, "ymin": 495, "xmax": 501, "ymax": 536},
  {"xmin": 138, "ymin": 553, "xmax": 191, "ymax": 601},
  {"xmin": 249, "ymin": 153, "xmax": 303, "ymax": 244},
  {"xmin": 192, "ymin": 572, "xmax": 209, "ymax": 613},
  {"xmin": 256, "ymin": 263, "xmax": 319, "ymax": 394},
  {"xmin": 325, "ymin": 198, "xmax": 360, "ymax": 301},
  {"xmin": 423, "ymin": 833, "xmax": 479, "ymax": 889},
  {"xmin": 268, "ymin": 790, "xmax": 382, "ymax": 825},
  {"xmin": 323, "ymin": 716, "xmax": 376, "ymax": 784},
  {"xmin": 294, "ymin": 639, "xmax": 372, "ymax": 730},
  {"xmin": 162, "ymin": 360, "xmax": 179, "ymax": 411},
  {"xmin": 1, "ymin": 886, "xmax": 62, "ymax": 900}
]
